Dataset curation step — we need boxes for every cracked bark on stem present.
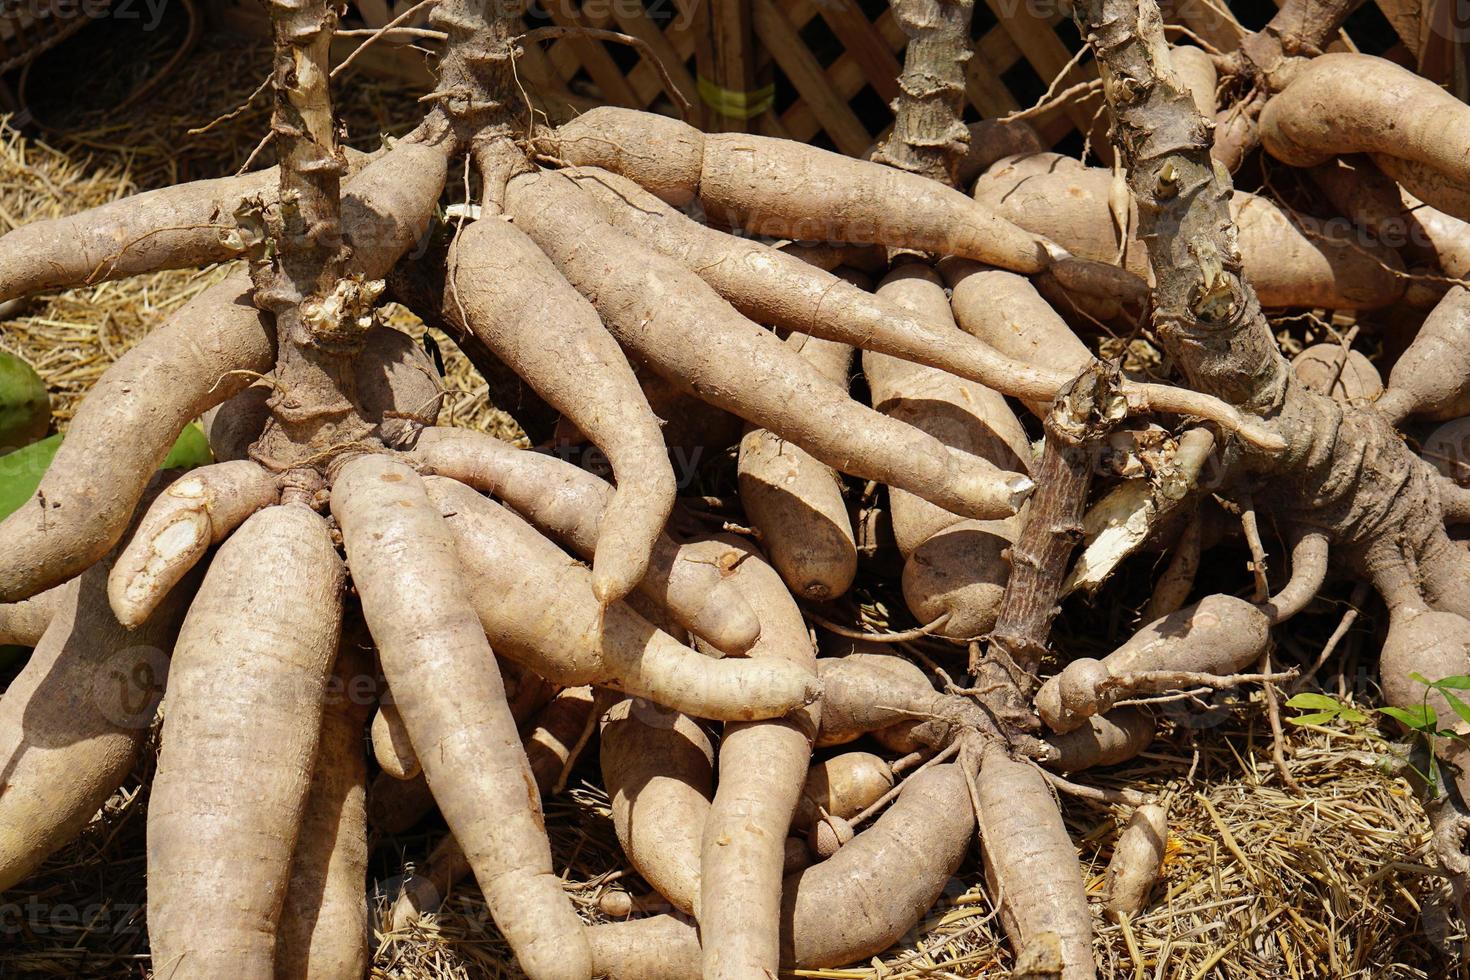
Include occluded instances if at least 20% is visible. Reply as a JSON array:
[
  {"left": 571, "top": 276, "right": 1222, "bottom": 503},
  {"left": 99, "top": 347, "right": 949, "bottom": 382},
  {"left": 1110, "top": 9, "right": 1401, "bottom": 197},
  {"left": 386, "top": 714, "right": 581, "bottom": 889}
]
[
  {"left": 873, "top": 0, "right": 975, "bottom": 186},
  {"left": 251, "top": 0, "right": 377, "bottom": 470},
  {"left": 970, "top": 361, "right": 1125, "bottom": 730}
]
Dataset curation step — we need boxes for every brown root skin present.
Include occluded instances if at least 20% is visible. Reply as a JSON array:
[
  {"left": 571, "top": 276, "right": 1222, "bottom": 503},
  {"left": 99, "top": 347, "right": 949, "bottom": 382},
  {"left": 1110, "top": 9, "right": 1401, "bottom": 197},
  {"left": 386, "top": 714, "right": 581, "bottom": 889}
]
[
  {"left": 542, "top": 106, "right": 1051, "bottom": 272},
  {"left": 0, "top": 494, "right": 191, "bottom": 893},
  {"left": 147, "top": 503, "right": 344, "bottom": 980},
  {"left": 371, "top": 700, "right": 421, "bottom": 781},
  {"left": 366, "top": 770, "right": 434, "bottom": 836},
  {"left": 1311, "top": 156, "right": 1470, "bottom": 281},
  {"left": 973, "top": 152, "right": 1406, "bottom": 310},
  {"left": 955, "top": 117, "right": 1042, "bottom": 188},
  {"left": 108, "top": 460, "right": 280, "bottom": 629},
  {"left": 793, "top": 751, "right": 894, "bottom": 831},
  {"left": 1042, "top": 707, "right": 1154, "bottom": 773},
  {"left": 274, "top": 645, "right": 373, "bottom": 980},
  {"left": 389, "top": 686, "right": 598, "bottom": 933},
  {"left": 1105, "top": 803, "right": 1169, "bottom": 918},
  {"left": 815, "top": 647, "right": 997, "bottom": 750},
  {"left": 600, "top": 697, "right": 713, "bottom": 916},
  {"left": 1260, "top": 53, "right": 1470, "bottom": 222},
  {"left": 1375, "top": 287, "right": 1470, "bottom": 425},
  {"left": 0, "top": 147, "right": 376, "bottom": 305},
  {"left": 0, "top": 580, "right": 71, "bottom": 647},
  {"left": 869, "top": 263, "right": 1027, "bottom": 638},
  {"left": 333, "top": 456, "right": 591, "bottom": 980},
  {"left": 584, "top": 763, "right": 976, "bottom": 976},
  {"left": 975, "top": 741, "right": 1094, "bottom": 980},
  {"left": 1380, "top": 607, "right": 1470, "bottom": 807},
  {"left": 700, "top": 535, "right": 819, "bottom": 979},
  {"left": 737, "top": 334, "right": 858, "bottom": 601},
  {"left": 444, "top": 212, "right": 676, "bottom": 603},
  {"left": 510, "top": 170, "right": 1033, "bottom": 522},
  {"left": 1291, "top": 344, "right": 1383, "bottom": 407},
  {"left": 0, "top": 268, "right": 271, "bottom": 604},
  {"left": 428, "top": 477, "right": 819, "bottom": 721},
  {"left": 568, "top": 166, "right": 1273, "bottom": 452},
  {"left": 1036, "top": 595, "right": 1272, "bottom": 734}
]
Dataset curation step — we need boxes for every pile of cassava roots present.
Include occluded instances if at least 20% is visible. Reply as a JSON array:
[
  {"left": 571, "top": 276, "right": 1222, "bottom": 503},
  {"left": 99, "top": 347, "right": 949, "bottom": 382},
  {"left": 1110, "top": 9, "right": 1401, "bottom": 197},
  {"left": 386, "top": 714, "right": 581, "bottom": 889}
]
[{"left": 4, "top": 0, "right": 1470, "bottom": 976}]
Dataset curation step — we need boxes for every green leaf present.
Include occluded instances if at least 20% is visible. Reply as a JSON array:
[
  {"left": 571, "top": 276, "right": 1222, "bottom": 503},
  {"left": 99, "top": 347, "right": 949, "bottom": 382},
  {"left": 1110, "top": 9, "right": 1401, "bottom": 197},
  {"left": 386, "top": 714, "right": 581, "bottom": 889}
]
[
  {"left": 1337, "top": 707, "right": 1370, "bottom": 724},
  {"left": 1380, "top": 705, "right": 1436, "bottom": 730},
  {"left": 0, "top": 351, "right": 50, "bottom": 456},
  {"left": 1286, "top": 693, "right": 1342, "bottom": 711},
  {"left": 1434, "top": 676, "right": 1470, "bottom": 691},
  {"left": 1441, "top": 690, "right": 1470, "bottom": 727},
  {"left": 1288, "top": 711, "right": 1339, "bottom": 726},
  {"left": 162, "top": 423, "right": 213, "bottom": 471},
  {"left": 0, "top": 425, "right": 212, "bottom": 521}
]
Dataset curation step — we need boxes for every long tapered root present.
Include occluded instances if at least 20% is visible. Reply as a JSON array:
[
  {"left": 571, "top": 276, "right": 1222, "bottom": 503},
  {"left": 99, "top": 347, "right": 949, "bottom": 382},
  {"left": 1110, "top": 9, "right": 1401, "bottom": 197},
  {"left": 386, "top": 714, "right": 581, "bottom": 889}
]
[
  {"left": 147, "top": 503, "right": 344, "bottom": 980},
  {"left": 332, "top": 455, "right": 592, "bottom": 980}
]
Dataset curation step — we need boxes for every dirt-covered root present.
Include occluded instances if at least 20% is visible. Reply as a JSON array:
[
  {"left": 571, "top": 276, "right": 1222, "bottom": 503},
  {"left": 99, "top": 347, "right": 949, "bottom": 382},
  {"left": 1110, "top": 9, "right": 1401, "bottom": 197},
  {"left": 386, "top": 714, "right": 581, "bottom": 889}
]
[
  {"left": 815, "top": 646, "right": 996, "bottom": 750},
  {"left": 1379, "top": 606, "right": 1470, "bottom": 797},
  {"left": 975, "top": 741, "right": 1094, "bottom": 980},
  {"left": 147, "top": 503, "right": 344, "bottom": 980},
  {"left": 333, "top": 455, "right": 591, "bottom": 980},
  {"left": 371, "top": 700, "right": 420, "bottom": 780},
  {"left": 0, "top": 137, "right": 449, "bottom": 605},
  {"left": 792, "top": 751, "right": 894, "bottom": 835},
  {"left": 737, "top": 334, "right": 858, "bottom": 601},
  {"left": 1259, "top": 53, "right": 1470, "bottom": 221},
  {"left": 1042, "top": 708, "right": 1154, "bottom": 773},
  {"left": 0, "top": 147, "right": 380, "bottom": 304},
  {"left": 1104, "top": 803, "right": 1169, "bottom": 918},
  {"left": 956, "top": 117, "right": 1043, "bottom": 188},
  {"left": 108, "top": 460, "right": 279, "bottom": 628},
  {"left": 0, "top": 510, "right": 191, "bottom": 892},
  {"left": 538, "top": 106, "right": 1051, "bottom": 272},
  {"left": 587, "top": 915, "right": 705, "bottom": 980},
  {"left": 868, "top": 263, "right": 1027, "bottom": 638},
  {"left": 274, "top": 647, "right": 373, "bottom": 980},
  {"left": 0, "top": 580, "right": 70, "bottom": 647},
  {"left": 0, "top": 168, "right": 276, "bottom": 303},
  {"left": 700, "top": 536, "right": 818, "bottom": 979},
  {"left": 408, "top": 426, "right": 760, "bottom": 653},
  {"left": 973, "top": 153, "right": 1406, "bottom": 310},
  {"left": 442, "top": 214, "right": 675, "bottom": 603},
  {"left": 584, "top": 763, "right": 975, "bottom": 977},
  {"left": 567, "top": 166, "right": 1274, "bottom": 450},
  {"left": 1312, "top": 156, "right": 1470, "bottom": 282},
  {"left": 389, "top": 686, "right": 599, "bottom": 932},
  {"left": 507, "top": 171, "right": 1033, "bottom": 522},
  {"left": 1036, "top": 594, "right": 1273, "bottom": 733},
  {"left": 1373, "top": 286, "right": 1470, "bottom": 425},
  {"left": 599, "top": 697, "right": 712, "bottom": 916},
  {"left": 1170, "top": 45, "right": 1218, "bottom": 117},
  {"left": 0, "top": 269, "right": 271, "bottom": 604},
  {"left": 427, "top": 477, "right": 819, "bottom": 721}
]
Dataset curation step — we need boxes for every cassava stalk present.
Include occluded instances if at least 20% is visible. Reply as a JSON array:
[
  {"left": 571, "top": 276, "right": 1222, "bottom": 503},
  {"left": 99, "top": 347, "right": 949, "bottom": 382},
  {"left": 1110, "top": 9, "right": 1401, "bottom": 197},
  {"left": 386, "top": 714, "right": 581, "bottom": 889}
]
[{"left": 873, "top": 0, "right": 975, "bottom": 185}]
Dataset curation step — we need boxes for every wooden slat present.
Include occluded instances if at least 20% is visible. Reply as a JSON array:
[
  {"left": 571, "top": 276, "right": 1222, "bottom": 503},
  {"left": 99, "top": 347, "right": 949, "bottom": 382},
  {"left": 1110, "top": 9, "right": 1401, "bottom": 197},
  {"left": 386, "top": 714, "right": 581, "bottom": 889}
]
[
  {"left": 695, "top": 0, "right": 758, "bottom": 131},
  {"left": 781, "top": 7, "right": 903, "bottom": 141},
  {"left": 537, "top": 0, "right": 643, "bottom": 107},
  {"left": 816, "top": 0, "right": 903, "bottom": 103},
  {"left": 605, "top": 6, "right": 698, "bottom": 108},
  {"left": 753, "top": 0, "right": 872, "bottom": 154}
]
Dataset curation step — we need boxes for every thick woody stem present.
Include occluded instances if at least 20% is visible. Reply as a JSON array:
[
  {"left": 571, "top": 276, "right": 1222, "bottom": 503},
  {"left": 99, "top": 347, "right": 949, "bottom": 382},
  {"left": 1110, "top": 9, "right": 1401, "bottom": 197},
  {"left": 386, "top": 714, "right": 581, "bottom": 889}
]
[
  {"left": 873, "top": 0, "right": 975, "bottom": 186},
  {"left": 428, "top": 0, "right": 522, "bottom": 143},
  {"left": 971, "top": 361, "right": 1125, "bottom": 731},
  {"left": 250, "top": 0, "right": 378, "bottom": 469},
  {"left": 1079, "top": 0, "right": 1294, "bottom": 423}
]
